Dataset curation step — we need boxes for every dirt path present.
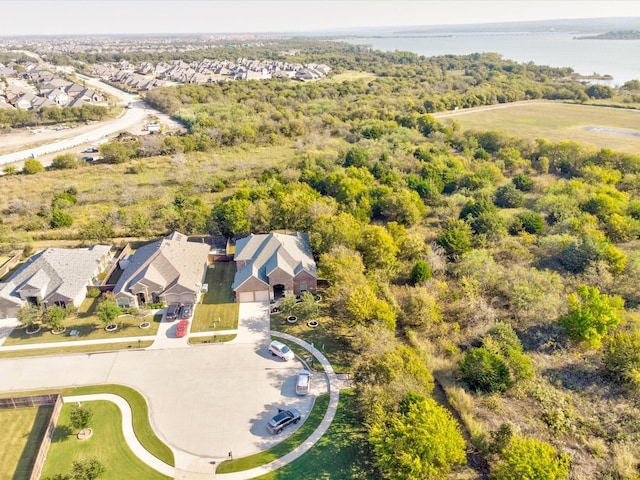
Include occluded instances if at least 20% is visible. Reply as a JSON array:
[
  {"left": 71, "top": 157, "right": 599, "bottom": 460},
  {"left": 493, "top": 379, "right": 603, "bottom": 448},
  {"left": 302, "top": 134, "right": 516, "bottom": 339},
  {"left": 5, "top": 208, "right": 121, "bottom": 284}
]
[{"left": 431, "top": 377, "right": 490, "bottom": 479}]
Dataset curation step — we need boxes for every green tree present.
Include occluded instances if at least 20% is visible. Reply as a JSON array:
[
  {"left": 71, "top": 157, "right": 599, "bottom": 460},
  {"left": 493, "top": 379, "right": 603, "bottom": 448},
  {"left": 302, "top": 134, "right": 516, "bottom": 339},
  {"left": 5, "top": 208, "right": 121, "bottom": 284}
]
[
  {"left": 96, "top": 295, "right": 121, "bottom": 327},
  {"left": 50, "top": 153, "right": 79, "bottom": 170},
  {"left": 23, "top": 158, "right": 45, "bottom": 175},
  {"left": 100, "top": 142, "right": 132, "bottom": 164},
  {"left": 357, "top": 224, "right": 399, "bottom": 272},
  {"left": 43, "top": 305, "right": 67, "bottom": 331},
  {"left": 494, "top": 184, "right": 524, "bottom": 208},
  {"left": 79, "top": 219, "right": 113, "bottom": 242},
  {"left": 459, "top": 347, "right": 512, "bottom": 393},
  {"left": 512, "top": 173, "right": 534, "bottom": 192},
  {"left": 369, "top": 393, "right": 466, "bottom": 480},
  {"left": 438, "top": 219, "right": 473, "bottom": 257},
  {"left": 211, "top": 198, "right": 251, "bottom": 237},
  {"left": 295, "top": 291, "right": 320, "bottom": 321},
  {"left": 278, "top": 293, "right": 298, "bottom": 317},
  {"left": 70, "top": 457, "right": 105, "bottom": 480},
  {"left": 17, "top": 303, "right": 40, "bottom": 330},
  {"left": 491, "top": 435, "right": 570, "bottom": 480},
  {"left": 559, "top": 284, "right": 624, "bottom": 349},
  {"left": 410, "top": 259, "right": 432, "bottom": 284},
  {"left": 70, "top": 404, "right": 93, "bottom": 431}
]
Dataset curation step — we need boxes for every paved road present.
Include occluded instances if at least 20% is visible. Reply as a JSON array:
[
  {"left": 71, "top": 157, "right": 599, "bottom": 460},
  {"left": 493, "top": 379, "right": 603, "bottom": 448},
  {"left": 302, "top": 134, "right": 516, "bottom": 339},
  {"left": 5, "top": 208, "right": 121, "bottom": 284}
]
[
  {"left": 0, "top": 303, "right": 320, "bottom": 478},
  {"left": 0, "top": 104, "right": 147, "bottom": 165}
]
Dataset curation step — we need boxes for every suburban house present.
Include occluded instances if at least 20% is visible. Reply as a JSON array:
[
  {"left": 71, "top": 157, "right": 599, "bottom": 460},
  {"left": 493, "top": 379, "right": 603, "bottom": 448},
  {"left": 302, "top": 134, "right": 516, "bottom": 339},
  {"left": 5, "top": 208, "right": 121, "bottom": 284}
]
[
  {"left": 112, "top": 232, "right": 209, "bottom": 309},
  {"left": 232, "top": 232, "right": 317, "bottom": 303},
  {"left": 0, "top": 246, "right": 112, "bottom": 319}
]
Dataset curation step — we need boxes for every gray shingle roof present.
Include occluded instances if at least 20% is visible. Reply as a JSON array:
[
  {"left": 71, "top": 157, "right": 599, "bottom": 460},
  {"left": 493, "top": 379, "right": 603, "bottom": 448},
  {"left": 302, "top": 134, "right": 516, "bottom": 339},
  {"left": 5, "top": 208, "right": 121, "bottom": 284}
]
[
  {"left": 232, "top": 232, "right": 316, "bottom": 290},
  {"left": 113, "top": 232, "right": 209, "bottom": 298},
  {"left": 0, "top": 245, "right": 111, "bottom": 307}
]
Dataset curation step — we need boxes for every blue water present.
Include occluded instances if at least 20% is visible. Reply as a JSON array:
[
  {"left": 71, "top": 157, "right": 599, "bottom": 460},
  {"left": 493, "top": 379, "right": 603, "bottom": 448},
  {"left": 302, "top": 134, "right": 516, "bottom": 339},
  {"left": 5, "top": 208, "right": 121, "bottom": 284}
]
[{"left": 341, "top": 32, "right": 640, "bottom": 86}]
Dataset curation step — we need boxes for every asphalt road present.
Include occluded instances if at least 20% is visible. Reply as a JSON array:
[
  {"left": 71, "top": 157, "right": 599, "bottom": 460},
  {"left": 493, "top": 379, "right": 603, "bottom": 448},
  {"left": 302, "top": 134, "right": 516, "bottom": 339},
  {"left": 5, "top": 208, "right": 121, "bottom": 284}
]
[{"left": 0, "top": 303, "right": 318, "bottom": 464}]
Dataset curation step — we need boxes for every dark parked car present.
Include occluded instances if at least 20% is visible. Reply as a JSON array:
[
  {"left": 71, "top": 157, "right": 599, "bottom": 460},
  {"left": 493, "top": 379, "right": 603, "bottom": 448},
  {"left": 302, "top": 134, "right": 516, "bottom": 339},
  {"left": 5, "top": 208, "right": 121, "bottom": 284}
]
[
  {"left": 175, "top": 319, "right": 189, "bottom": 338},
  {"left": 267, "top": 408, "right": 301, "bottom": 434},
  {"left": 165, "top": 304, "right": 181, "bottom": 321},
  {"left": 180, "top": 304, "right": 193, "bottom": 319}
]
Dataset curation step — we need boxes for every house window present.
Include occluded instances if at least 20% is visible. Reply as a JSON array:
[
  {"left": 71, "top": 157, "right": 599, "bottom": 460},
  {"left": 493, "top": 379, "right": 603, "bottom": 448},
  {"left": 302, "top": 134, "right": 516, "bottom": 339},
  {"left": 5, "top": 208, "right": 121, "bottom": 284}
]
[
  {"left": 300, "top": 283, "right": 307, "bottom": 293},
  {"left": 152, "top": 292, "right": 160, "bottom": 304},
  {"left": 54, "top": 301, "right": 67, "bottom": 309}
]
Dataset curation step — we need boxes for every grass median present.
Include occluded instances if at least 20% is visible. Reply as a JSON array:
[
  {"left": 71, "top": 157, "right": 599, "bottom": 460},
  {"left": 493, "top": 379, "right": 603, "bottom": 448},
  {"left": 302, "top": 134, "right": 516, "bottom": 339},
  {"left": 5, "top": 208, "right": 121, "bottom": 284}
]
[
  {"left": 63, "top": 384, "right": 174, "bottom": 467},
  {"left": 41, "top": 400, "right": 171, "bottom": 480},
  {"left": 216, "top": 394, "right": 329, "bottom": 474},
  {"left": 253, "top": 390, "right": 375, "bottom": 479}
]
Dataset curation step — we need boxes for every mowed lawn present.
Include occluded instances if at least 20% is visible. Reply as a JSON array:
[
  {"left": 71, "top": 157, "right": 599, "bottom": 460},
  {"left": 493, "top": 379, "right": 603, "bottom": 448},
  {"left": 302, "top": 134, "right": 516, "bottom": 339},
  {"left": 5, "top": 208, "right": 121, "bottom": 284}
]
[
  {"left": 192, "top": 262, "right": 239, "bottom": 333},
  {"left": 3, "top": 303, "right": 162, "bottom": 346},
  {"left": 0, "top": 405, "right": 53, "bottom": 480},
  {"left": 253, "top": 390, "right": 375, "bottom": 480},
  {"left": 41, "top": 401, "right": 171, "bottom": 480},
  {"left": 437, "top": 102, "right": 640, "bottom": 154}
]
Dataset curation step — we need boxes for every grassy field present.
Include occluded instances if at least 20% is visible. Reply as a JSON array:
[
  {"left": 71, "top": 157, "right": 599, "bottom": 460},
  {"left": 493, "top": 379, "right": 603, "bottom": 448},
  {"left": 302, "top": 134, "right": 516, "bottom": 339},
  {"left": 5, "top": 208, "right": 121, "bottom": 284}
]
[
  {"left": 0, "top": 405, "right": 53, "bottom": 480},
  {"left": 328, "top": 71, "right": 378, "bottom": 83},
  {"left": 202, "top": 262, "right": 236, "bottom": 303},
  {"left": 437, "top": 102, "right": 640, "bottom": 154},
  {"left": 189, "top": 334, "right": 237, "bottom": 344},
  {"left": 216, "top": 394, "right": 329, "bottom": 474},
  {"left": 0, "top": 384, "right": 174, "bottom": 468},
  {"left": 41, "top": 400, "right": 171, "bottom": 480},
  {"left": 253, "top": 390, "right": 375, "bottom": 480},
  {"left": 3, "top": 304, "right": 161, "bottom": 346}
]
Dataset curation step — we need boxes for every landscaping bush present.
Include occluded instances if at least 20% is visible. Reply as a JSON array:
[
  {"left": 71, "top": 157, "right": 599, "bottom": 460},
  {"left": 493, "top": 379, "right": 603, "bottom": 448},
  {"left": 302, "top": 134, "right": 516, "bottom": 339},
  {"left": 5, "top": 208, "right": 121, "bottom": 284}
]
[{"left": 459, "top": 347, "right": 512, "bottom": 393}]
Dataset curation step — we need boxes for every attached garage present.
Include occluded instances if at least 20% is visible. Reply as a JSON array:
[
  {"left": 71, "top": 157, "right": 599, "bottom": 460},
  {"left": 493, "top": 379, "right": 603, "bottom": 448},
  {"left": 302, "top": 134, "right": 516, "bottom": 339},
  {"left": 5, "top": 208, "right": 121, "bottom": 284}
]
[{"left": 237, "top": 290, "right": 269, "bottom": 303}]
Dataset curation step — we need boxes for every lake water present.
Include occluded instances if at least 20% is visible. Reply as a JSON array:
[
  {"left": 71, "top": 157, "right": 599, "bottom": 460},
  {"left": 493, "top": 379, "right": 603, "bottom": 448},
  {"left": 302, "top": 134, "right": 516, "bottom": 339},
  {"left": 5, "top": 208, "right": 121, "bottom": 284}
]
[{"left": 341, "top": 32, "right": 640, "bottom": 86}]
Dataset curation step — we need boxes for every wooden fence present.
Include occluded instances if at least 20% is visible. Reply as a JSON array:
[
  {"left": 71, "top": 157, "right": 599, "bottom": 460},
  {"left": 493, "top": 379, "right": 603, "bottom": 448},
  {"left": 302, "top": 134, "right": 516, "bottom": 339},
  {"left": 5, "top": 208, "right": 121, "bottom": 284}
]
[{"left": 0, "top": 393, "right": 64, "bottom": 480}]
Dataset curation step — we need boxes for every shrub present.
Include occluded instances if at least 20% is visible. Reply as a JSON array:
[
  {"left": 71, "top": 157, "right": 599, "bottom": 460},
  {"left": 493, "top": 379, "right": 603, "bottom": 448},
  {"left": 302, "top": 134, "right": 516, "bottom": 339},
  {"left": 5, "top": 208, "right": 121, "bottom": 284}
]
[
  {"left": 494, "top": 184, "right": 524, "bottom": 208},
  {"left": 603, "top": 329, "right": 640, "bottom": 392},
  {"left": 459, "top": 347, "right": 512, "bottom": 393},
  {"left": 369, "top": 393, "right": 466, "bottom": 480},
  {"left": 559, "top": 284, "right": 624, "bottom": 349},
  {"left": 515, "top": 212, "right": 545, "bottom": 234},
  {"left": 87, "top": 288, "right": 101, "bottom": 298},
  {"left": 410, "top": 259, "right": 432, "bottom": 284},
  {"left": 491, "top": 435, "right": 570, "bottom": 480},
  {"left": 512, "top": 173, "right": 534, "bottom": 192},
  {"left": 22, "top": 158, "right": 44, "bottom": 175},
  {"left": 50, "top": 207, "right": 73, "bottom": 228}
]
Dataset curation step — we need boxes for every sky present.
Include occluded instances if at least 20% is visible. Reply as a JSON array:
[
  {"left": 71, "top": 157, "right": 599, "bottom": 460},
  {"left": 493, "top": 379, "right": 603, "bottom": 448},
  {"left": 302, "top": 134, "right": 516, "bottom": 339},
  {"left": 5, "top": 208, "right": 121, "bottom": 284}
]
[{"left": 2, "top": 0, "right": 640, "bottom": 36}]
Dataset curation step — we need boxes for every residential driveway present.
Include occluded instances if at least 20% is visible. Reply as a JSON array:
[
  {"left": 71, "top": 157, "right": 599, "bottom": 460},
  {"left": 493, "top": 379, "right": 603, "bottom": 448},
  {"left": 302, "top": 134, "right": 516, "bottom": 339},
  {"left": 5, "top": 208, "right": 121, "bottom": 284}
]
[{"left": 0, "top": 303, "right": 321, "bottom": 473}]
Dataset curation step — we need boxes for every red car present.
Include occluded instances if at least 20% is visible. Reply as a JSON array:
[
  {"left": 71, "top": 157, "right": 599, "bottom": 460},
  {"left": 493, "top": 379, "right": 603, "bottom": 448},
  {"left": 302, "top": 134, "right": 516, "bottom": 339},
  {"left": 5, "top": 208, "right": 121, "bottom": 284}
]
[{"left": 175, "top": 319, "right": 189, "bottom": 338}]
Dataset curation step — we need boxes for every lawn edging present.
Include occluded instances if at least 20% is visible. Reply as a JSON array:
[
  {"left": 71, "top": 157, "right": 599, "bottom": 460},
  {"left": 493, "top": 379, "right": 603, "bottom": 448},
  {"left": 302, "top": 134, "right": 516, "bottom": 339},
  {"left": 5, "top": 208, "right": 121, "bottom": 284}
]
[{"left": 62, "top": 384, "right": 175, "bottom": 467}]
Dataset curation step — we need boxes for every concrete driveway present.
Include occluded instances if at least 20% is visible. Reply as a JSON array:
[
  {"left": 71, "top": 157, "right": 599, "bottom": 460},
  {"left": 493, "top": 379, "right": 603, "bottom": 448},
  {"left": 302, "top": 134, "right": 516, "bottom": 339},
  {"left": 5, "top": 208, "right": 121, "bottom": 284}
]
[{"left": 0, "top": 303, "right": 321, "bottom": 470}]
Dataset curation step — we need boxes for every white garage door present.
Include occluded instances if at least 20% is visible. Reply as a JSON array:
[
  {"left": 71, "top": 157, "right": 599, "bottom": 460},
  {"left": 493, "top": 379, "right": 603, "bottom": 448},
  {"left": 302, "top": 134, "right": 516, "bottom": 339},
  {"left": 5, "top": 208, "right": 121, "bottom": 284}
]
[
  {"left": 254, "top": 290, "right": 270, "bottom": 302},
  {"left": 237, "top": 291, "right": 254, "bottom": 303}
]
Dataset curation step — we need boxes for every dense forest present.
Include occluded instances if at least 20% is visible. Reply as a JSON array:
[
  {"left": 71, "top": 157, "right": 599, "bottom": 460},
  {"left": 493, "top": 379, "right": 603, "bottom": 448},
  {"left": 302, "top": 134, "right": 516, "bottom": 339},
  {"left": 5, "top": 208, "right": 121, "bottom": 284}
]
[{"left": 3, "top": 41, "right": 640, "bottom": 479}]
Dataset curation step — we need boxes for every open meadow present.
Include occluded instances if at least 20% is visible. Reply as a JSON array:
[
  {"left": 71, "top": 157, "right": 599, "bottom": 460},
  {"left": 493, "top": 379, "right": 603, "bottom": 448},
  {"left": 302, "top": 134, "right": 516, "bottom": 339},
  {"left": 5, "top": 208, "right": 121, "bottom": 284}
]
[{"left": 437, "top": 102, "right": 640, "bottom": 154}]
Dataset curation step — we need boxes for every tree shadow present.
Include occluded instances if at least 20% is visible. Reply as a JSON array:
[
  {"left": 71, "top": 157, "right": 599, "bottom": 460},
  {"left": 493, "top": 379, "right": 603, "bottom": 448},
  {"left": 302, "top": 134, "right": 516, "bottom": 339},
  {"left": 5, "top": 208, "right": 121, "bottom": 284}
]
[
  {"left": 51, "top": 424, "right": 74, "bottom": 442},
  {"left": 518, "top": 322, "right": 566, "bottom": 353},
  {"left": 13, "top": 405, "right": 54, "bottom": 480}
]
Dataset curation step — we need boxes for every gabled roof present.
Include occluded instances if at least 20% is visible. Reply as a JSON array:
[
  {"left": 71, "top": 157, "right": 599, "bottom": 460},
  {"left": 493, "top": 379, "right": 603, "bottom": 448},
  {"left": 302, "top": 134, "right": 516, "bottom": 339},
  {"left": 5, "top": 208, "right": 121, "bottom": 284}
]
[
  {"left": 232, "top": 233, "right": 316, "bottom": 290},
  {"left": 113, "top": 231, "right": 209, "bottom": 298},
  {"left": 0, "top": 246, "right": 111, "bottom": 307}
]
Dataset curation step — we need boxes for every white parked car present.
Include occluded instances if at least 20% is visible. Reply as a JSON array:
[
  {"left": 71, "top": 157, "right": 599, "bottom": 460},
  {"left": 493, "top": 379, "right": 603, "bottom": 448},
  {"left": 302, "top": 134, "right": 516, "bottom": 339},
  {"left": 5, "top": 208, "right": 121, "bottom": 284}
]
[
  {"left": 295, "top": 369, "right": 311, "bottom": 396},
  {"left": 268, "top": 340, "right": 295, "bottom": 361}
]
